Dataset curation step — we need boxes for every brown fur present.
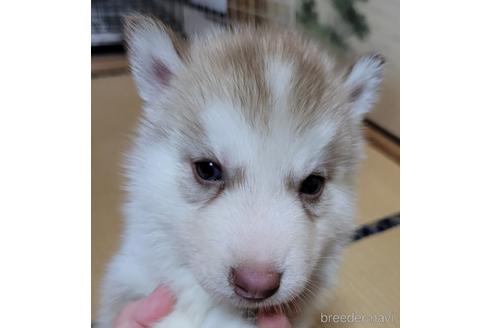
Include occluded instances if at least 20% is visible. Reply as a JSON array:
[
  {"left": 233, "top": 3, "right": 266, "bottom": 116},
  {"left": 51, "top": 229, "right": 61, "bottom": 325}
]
[
  {"left": 164, "top": 25, "right": 353, "bottom": 131},
  {"left": 140, "top": 24, "right": 368, "bottom": 206}
]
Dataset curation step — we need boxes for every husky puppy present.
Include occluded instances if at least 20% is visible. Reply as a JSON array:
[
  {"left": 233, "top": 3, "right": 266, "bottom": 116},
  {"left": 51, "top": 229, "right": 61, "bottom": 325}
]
[{"left": 97, "top": 16, "right": 384, "bottom": 328}]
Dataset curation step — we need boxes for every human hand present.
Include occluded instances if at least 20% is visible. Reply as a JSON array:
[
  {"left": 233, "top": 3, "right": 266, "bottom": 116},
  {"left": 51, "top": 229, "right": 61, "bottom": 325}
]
[
  {"left": 113, "top": 285, "right": 291, "bottom": 328},
  {"left": 257, "top": 311, "right": 292, "bottom": 328},
  {"left": 113, "top": 285, "right": 175, "bottom": 328}
]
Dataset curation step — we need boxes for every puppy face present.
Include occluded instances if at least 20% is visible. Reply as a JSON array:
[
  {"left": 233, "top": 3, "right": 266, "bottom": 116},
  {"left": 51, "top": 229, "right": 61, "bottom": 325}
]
[{"left": 124, "top": 17, "right": 383, "bottom": 310}]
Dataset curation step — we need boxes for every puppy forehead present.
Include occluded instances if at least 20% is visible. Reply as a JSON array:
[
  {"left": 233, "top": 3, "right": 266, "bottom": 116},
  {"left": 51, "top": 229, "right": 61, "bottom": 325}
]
[
  {"left": 182, "top": 30, "right": 346, "bottom": 173},
  {"left": 198, "top": 54, "right": 336, "bottom": 175},
  {"left": 183, "top": 27, "right": 343, "bottom": 127}
]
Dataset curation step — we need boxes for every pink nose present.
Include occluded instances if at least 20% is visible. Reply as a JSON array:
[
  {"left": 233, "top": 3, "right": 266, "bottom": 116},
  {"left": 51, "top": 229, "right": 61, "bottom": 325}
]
[{"left": 231, "top": 266, "right": 281, "bottom": 301}]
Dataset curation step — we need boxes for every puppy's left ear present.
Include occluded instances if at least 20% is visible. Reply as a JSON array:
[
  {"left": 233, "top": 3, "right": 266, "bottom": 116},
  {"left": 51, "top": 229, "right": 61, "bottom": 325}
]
[{"left": 343, "top": 53, "right": 385, "bottom": 119}]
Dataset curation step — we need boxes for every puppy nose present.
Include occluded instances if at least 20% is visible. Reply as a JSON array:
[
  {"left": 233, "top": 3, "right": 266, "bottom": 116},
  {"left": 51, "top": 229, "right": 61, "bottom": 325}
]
[{"left": 231, "top": 266, "right": 281, "bottom": 301}]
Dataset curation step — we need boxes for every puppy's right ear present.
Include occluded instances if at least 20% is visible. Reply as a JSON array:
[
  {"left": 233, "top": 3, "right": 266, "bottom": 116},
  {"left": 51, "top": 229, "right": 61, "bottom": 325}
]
[{"left": 124, "top": 16, "right": 186, "bottom": 102}]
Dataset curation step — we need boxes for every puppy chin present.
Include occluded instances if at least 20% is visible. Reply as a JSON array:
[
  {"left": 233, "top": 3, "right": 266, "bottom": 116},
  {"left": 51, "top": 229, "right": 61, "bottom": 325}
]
[{"left": 222, "top": 289, "right": 300, "bottom": 312}]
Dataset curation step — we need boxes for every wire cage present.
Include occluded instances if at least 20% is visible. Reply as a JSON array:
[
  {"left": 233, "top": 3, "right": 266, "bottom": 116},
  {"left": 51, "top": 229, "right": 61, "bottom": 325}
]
[
  {"left": 91, "top": 0, "right": 296, "bottom": 53},
  {"left": 92, "top": 0, "right": 185, "bottom": 49}
]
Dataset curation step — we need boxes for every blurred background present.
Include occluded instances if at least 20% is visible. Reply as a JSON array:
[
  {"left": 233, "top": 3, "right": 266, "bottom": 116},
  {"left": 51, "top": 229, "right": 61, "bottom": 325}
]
[{"left": 92, "top": 1, "right": 399, "bottom": 326}]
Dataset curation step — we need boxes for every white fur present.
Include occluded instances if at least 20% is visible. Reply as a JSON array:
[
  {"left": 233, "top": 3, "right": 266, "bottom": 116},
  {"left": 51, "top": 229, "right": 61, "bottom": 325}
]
[
  {"left": 125, "top": 16, "right": 184, "bottom": 102},
  {"left": 97, "top": 19, "right": 382, "bottom": 328},
  {"left": 343, "top": 55, "right": 384, "bottom": 118}
]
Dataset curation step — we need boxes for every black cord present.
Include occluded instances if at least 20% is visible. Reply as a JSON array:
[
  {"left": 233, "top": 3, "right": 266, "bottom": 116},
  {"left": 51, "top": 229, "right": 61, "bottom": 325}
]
[{"left": 352, "top": 212, "right": 400, "bottom": 242}]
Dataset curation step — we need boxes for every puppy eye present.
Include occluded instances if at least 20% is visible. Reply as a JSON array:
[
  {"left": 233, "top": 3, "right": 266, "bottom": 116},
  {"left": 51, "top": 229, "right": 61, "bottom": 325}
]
[
  {"left": 193, "top": 160, "right": 223, "bottom": 182},
  {"left": 299, "top": 175, "right": 325, "bottom": 197}
]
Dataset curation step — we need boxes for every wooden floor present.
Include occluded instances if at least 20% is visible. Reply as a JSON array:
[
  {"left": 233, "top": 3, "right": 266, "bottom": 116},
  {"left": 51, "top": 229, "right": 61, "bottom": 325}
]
[{"left": 91, "top": 74, "right": 400, "bottom": 326}]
